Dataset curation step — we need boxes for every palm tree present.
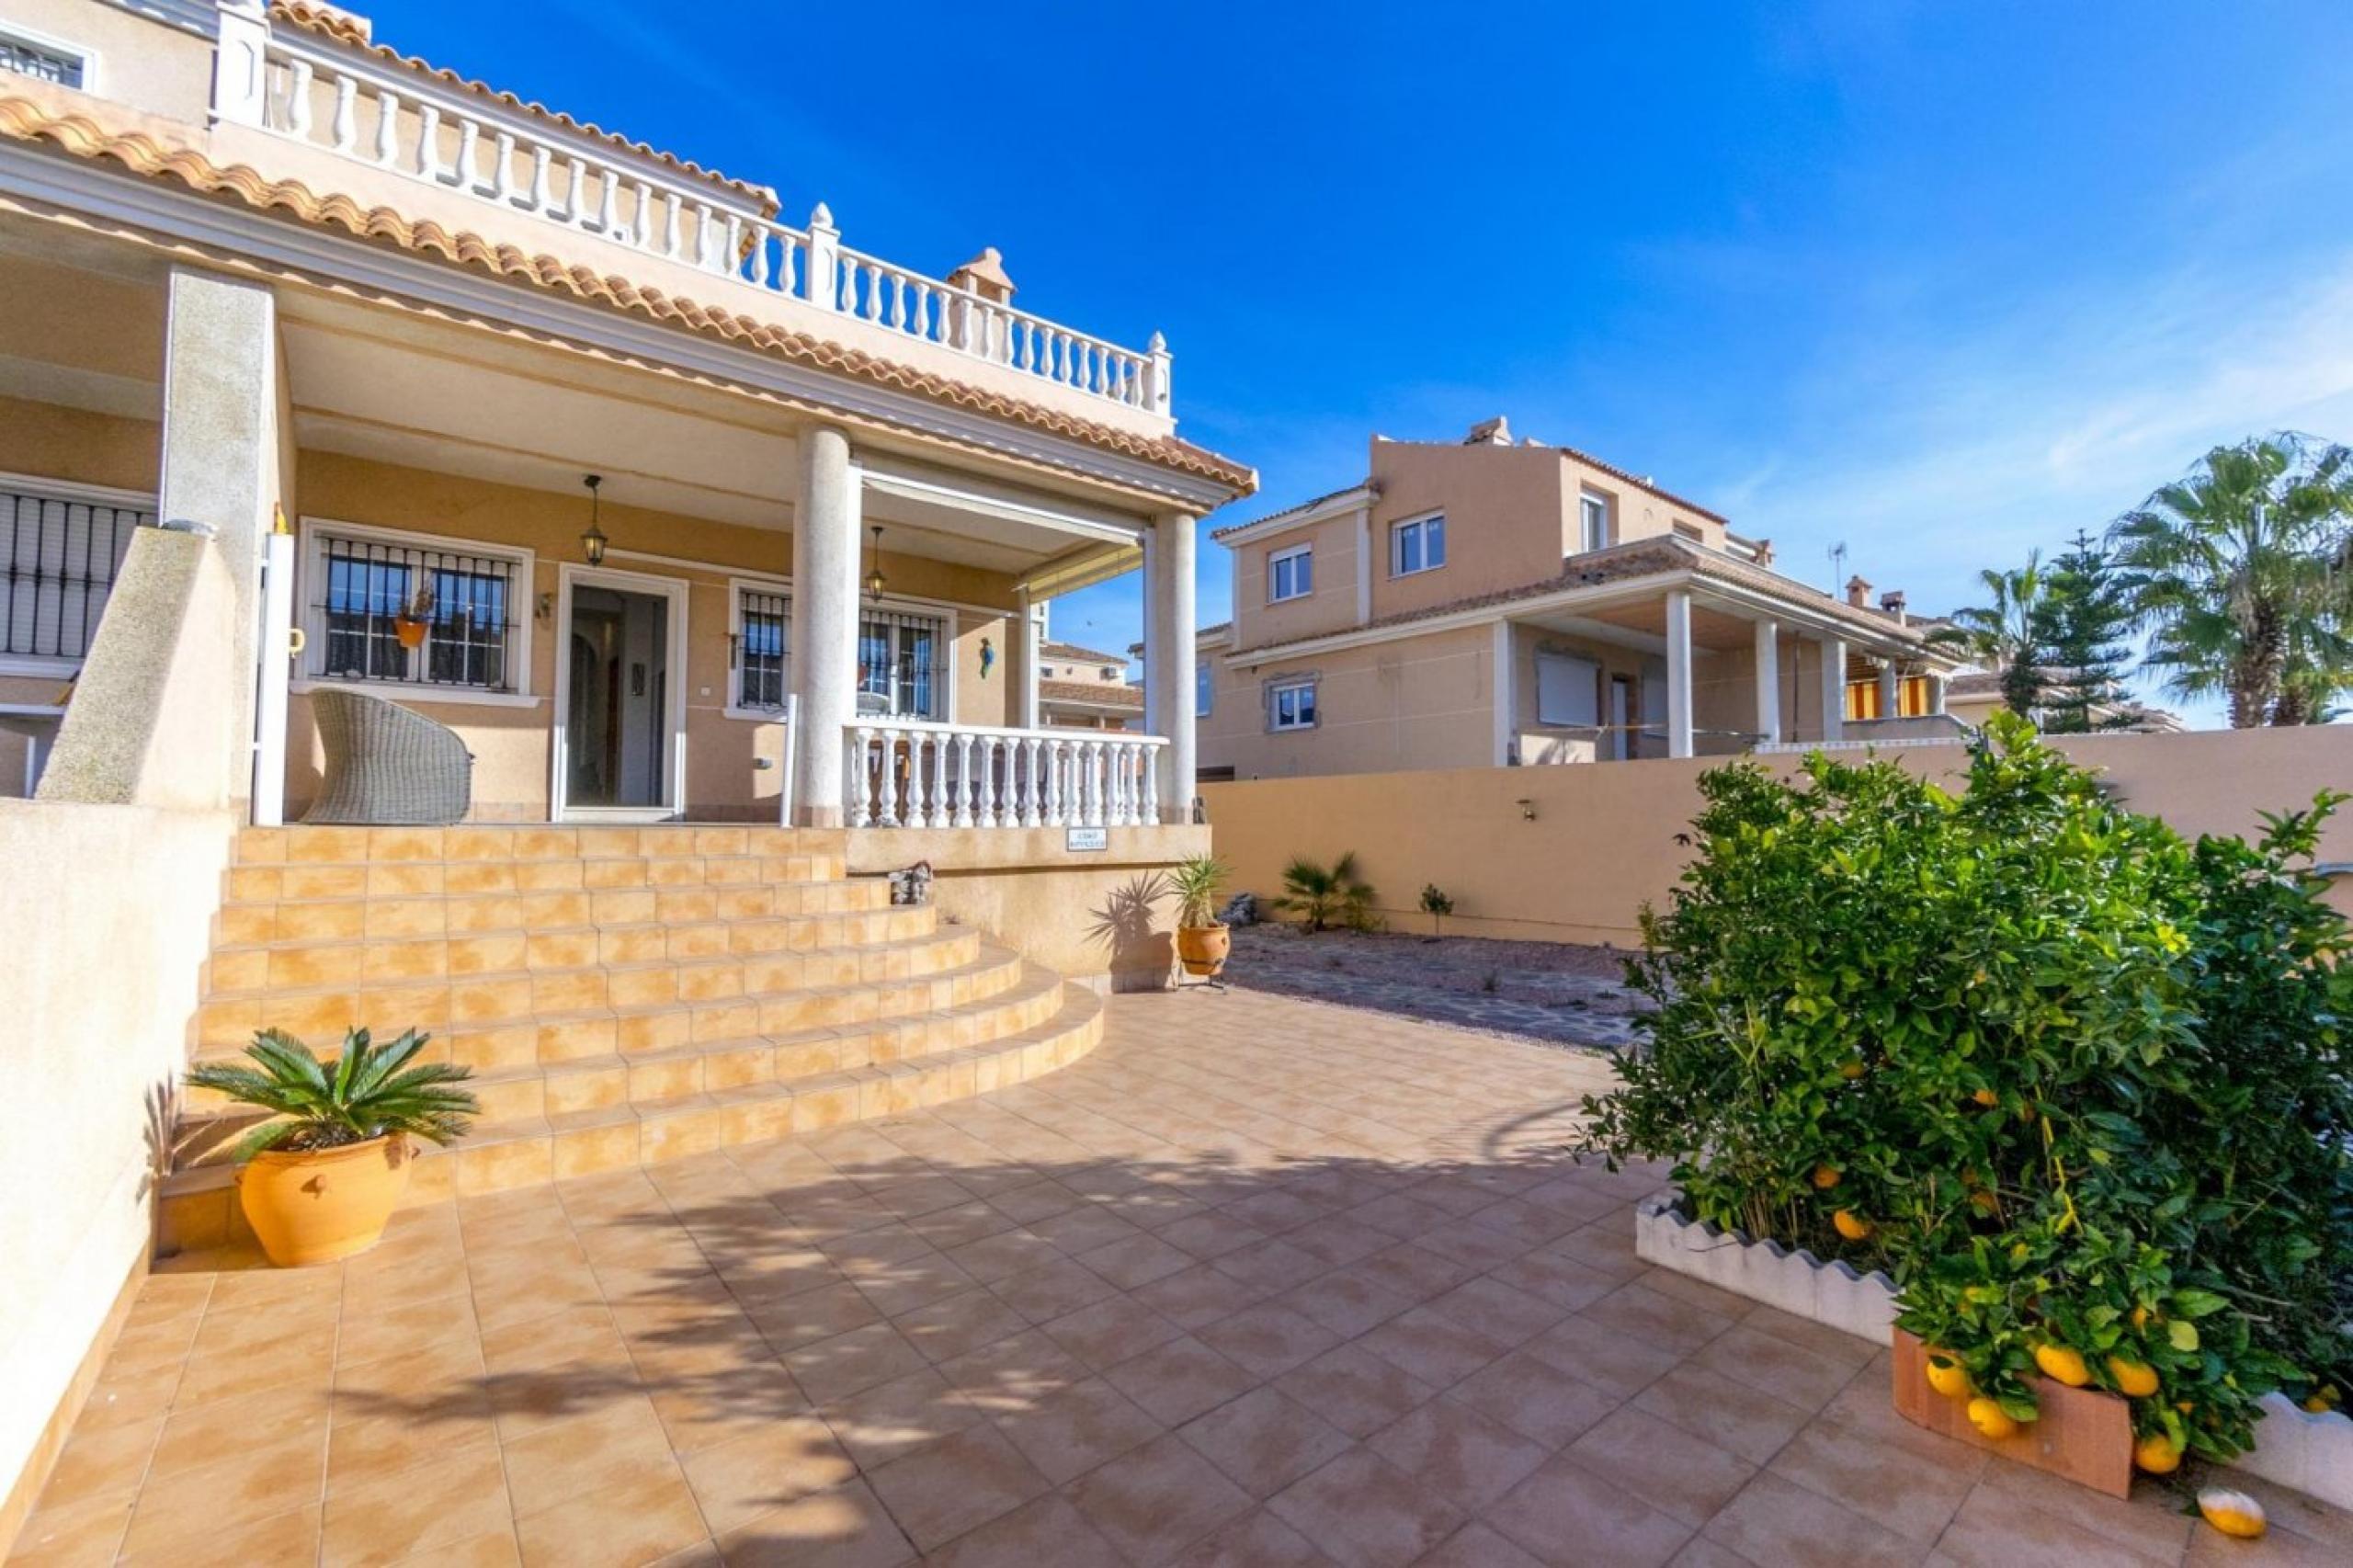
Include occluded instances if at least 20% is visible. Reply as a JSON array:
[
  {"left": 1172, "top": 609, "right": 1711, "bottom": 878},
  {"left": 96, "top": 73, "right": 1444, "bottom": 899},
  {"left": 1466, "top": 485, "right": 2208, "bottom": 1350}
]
[
  {"left": 1270, "top": 852, "right": 1376, "bottom": 933},
  {"left": 2109, "top": 435, "right": 2353, "bottom": 728},
  {"left": 1930, "top": 554, "right": 2048, "bottom": 717}
]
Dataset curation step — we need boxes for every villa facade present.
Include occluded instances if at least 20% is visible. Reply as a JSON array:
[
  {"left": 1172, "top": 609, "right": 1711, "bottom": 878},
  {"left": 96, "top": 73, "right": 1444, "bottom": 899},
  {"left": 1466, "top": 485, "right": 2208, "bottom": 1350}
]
[{"left": 1192, "top": 418, "right": 1962, "bottom": 780}]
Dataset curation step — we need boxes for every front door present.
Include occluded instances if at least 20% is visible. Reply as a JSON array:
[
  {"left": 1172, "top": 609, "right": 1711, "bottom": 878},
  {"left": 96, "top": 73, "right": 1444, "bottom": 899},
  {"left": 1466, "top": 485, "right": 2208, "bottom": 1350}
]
[
  {"left": 552, "top": 566, "right": 687, "bottom": 819},
  {"left": 1608, "top": 675, "right": 1634, "bottom": 761}
]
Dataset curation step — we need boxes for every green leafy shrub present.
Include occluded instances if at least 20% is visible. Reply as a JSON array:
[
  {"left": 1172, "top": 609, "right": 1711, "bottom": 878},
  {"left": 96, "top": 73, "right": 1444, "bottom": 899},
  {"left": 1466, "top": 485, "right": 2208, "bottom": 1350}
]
[
  {"left": 1272, "top": 852, "right": 1378, "bottom": 933},
  {"left": 1419, "top": 883, "right": 1455, "bottom": 937},
  {"left": 1579, "top": 715, "right": 2349, "bottom": 1460},
  {"left": 1166, "top": 854, "right": 1230, "bottom": 928},
  {"left": 187, "top": 1027, "right": 478, "bottom": 1162}
]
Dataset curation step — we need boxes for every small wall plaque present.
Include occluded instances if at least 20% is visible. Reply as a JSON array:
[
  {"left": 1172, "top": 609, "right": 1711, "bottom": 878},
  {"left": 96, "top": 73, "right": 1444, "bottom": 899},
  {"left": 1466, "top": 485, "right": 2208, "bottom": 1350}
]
[{"left": 1065, "top": 826, "right": 1108, "bottom": 852}]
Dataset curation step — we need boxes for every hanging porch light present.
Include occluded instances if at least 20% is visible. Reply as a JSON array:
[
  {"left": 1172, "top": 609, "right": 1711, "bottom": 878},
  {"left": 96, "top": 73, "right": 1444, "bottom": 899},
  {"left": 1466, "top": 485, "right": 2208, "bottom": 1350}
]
[{"left": 580, "top": 474, "right": 608, "bottom": 566}]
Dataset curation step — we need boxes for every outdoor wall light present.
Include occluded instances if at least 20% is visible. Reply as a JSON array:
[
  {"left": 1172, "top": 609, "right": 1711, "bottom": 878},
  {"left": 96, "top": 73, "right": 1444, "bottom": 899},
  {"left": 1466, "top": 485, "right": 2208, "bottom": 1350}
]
[
  {"left": 534, "top": 592, "right": 553, "bottom": 622},
  {"left": 865, "top": 525, "right": 887, "bottom": 600},
  {"left": 1516, "top": 798, "right": 1537, "bottom": 822},
  {"left": 580, "top": 474, "right": 608, "bottom": 565}
]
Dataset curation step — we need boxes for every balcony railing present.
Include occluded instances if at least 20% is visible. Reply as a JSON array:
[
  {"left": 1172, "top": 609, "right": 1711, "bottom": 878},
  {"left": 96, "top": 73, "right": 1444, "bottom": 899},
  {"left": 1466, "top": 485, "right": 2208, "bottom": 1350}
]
[
  {"left": 847, "top": 721, "right": 1165, "bottom": 830},
  {"left": 240, "top": 24, "right": 1171, "bottom": 415}
]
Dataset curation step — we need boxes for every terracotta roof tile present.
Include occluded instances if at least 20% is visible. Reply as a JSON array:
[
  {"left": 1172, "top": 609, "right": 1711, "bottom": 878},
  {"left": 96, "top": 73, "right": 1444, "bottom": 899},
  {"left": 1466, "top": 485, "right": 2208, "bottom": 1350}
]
[
  {"left": 0, "top": 94, "right": 1256, "bottom": 496},
  {"left": 1040, "top": 678, "right": 1142, "bottom": 709},
  {"left": 1040, "top": 639, "right": 1130, "bottom": 665},
  {"left": 269, "top": 1, "right": 777, "bottom": 210}
]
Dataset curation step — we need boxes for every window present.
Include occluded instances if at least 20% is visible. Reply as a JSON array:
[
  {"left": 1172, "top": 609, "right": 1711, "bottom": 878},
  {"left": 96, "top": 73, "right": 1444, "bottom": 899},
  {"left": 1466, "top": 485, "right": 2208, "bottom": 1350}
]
[
  {"left": 1267, "top": 544, "right": 1312, "bottom": 603},
  {"left": 0, "top": 28, "right": 85, "bottom": 89},
  {"left": 304, "top": 525, "right": 526, "bottom": 693},
  {"left": 733, "top": 585, "right": 790, "bottom": 711},
  {"left": 1671, "top": 521, "right": 1705, "bottom": 542},
  {"left": 858, "top": 607, "right": 947, "bottom": 719},
  {"left": 1268, "top": 678, "right": 1317, "bottom": 732},
  {"left": 1578, "top": 493, "right": 1611, "bottom": 553},
  {"left": 1535, "top": 652, "right": 1600, "bottom": 727},
  {"left": 1392, "top": 514, "right": 1446, "bottom": 576},
  {"left": 1195, "top": 658, "right": 1211, "bottom": 718},
  {"left": 1, "top": 479, "right": 148, "bottom": 668}
]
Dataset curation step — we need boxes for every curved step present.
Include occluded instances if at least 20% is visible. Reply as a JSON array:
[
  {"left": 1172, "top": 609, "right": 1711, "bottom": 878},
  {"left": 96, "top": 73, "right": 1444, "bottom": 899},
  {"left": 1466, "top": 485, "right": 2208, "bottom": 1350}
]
[
  {"left": 157, "top": 981, "right": 1107, "bottom": 1250},
  {"left": 212, "top": 877, "right": 895, "bottom": 948}
]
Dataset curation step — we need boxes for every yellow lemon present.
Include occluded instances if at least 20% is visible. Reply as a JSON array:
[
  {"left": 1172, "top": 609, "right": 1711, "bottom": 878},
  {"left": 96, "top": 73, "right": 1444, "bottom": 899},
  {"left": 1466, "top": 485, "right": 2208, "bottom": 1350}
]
[
  {"left": 1970, "top": 1189, "right": 2002, "bottom": 1217},
  {"left": 2303, "top": 1385, "right": 2340, "bottom": 1415},
  {"left": 1925, "top": 1353, "right": 1972, "bottom": 1402},
  {"left": 1971, "top": 1087, "right": 1998, "bottom": 1108},
  {"left": 2197, "top": 1487, "right": 2267, "bottom": 1539},
  {"left": 1965, "top": 1397, "right": 2019, "bottom": 1440},
  {"left": 2129, "top": 1306, "right": 2154, "bottom": 1329},
  {"left": 1838, "top": 1060, "right": 1866, "bottom": 1081},
  {"left": 1811, "top": 1164, "right": 1842, "bottom": 1190},
  {"left": 2109, "top": 1358, "right": 2160, "bottom": 1398},
  {"left": 1832, "top": 1210, "right": 1871, "bottom": 1242},
  {"left": 2032, "top": 1344, "right": 2091, "bottom": 1388},
  {"left": 2133, "top": 1432, "right": 2182, "bottom": 1474}
]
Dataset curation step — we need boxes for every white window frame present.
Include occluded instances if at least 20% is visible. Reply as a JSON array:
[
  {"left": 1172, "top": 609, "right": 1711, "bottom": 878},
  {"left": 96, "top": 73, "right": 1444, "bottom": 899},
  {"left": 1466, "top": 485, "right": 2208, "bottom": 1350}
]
[
  {"left": 724, "top": 575, "right": 793, "bottom": 720},
  {"left": 293, "top": 517, "right": 540, "bottom": 709},
  {"left": 0, "top": 21, "right": 95, "bottom": 93},
  {"left": 856, "top": 600, "right": 955, "bottom": 722},
  {"left": 1578, "top": 492, "right": 1612, "bottom": 554},
  {"left": 1391, "top": 511, "right": 1447, "bottom": 577},
  {"left": 1267, "top": 543, "right": 1313, "bottom": 604},
  {"left": 0, "top": 470, "right": 151, "bottom": 677},
  {"left": 1268, "top": 677, "right": 1318, "bottom": 733}
]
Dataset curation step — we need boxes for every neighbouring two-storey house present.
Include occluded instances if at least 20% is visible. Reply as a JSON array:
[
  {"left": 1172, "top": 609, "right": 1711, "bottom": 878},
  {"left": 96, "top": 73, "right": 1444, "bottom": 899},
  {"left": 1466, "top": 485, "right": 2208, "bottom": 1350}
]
[
  {"left": 1193, "top": 417, "right": 1962, "bottom": 780},
  {"left": 1035, "top": 638, "right": 1142, "bottom": 730}
]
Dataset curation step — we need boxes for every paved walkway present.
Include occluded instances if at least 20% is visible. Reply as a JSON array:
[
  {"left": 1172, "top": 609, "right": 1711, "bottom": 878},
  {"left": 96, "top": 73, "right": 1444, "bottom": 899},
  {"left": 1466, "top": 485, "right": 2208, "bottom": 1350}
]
[{"left": 15, "top": 990, "right": 2347, "bottom": 1566}]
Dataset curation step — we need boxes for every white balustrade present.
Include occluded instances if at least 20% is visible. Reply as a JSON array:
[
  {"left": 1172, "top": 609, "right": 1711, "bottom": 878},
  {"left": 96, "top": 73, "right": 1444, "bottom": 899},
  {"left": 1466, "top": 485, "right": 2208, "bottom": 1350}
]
[
  {"left": 252, "top": 28, "right": 1168, "bottom": 415},
  {"left": 844, "top": 722, "right": 1165, "bottom": 833}
]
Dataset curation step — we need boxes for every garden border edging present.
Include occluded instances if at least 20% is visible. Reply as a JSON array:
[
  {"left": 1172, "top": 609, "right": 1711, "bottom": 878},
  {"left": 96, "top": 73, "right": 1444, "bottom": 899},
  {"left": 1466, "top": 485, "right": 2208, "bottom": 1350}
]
[{"left": 1633, "top": 1193, "right": 2353, "bottom": 1511}]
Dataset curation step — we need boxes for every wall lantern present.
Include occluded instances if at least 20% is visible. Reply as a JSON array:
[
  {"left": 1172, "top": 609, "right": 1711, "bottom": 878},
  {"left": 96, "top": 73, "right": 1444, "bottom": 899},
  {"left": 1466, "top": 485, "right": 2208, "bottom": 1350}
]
[
  {"left": 580, "top": 474, "right": 608, "bottom": 566},
  {"left": 864, "top": 524, "right": 887, "bottom": 601}
]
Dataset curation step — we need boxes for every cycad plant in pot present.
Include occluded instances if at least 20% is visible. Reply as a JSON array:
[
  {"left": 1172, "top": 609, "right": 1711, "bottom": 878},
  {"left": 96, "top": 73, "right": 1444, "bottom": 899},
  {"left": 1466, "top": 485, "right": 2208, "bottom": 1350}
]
[
  {"left": 1168, "top": 854, "right": 1231, "bottom": 977},
  {"left": 185, "top": 1027, "right": 476, "bottom": 1267}
]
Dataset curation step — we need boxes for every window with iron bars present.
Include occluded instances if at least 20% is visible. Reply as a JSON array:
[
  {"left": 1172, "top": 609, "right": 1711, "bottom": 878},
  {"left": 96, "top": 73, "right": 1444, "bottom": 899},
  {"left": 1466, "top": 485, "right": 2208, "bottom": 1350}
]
[
  {"left": 309, "top": 531, "right": 522, "bottom": 692},
  {"left": 857, "top": 608, "right": 946, "bottom": 720},
  {"left": 1, "top": 483, "right": 149, "bottom": 666},
  {"left": 0, "top": 30, "right": 84, "bottom": 89},
  {"left": 734, "top": 586, "right": 790, "bottom": 710}
]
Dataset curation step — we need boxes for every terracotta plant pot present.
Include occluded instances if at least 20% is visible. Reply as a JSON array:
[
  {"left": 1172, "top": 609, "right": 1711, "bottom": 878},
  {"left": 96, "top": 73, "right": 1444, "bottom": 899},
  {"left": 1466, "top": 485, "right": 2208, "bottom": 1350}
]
[
  {"left": 237, "top": 1134, "right": 412, "bottom": 1267},
  {"left": 1176, "top": 923, "right": 1230, "bottom": 977},
  {"left": 392, "top": 618, "right": 428, "bottom": 650},
  {"left": 1892, "top": 1329, "right": 2131, "bottom": 1498}
]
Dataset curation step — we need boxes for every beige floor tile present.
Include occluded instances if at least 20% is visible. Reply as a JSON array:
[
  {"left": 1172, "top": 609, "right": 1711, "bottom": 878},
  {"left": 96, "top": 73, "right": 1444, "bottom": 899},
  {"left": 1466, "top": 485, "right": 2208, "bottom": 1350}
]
[
  {"left": 1101, "top": 1336, "right": 1258, "bottom": 1428},
  {"left": 1568, "top": 1407, "right": 1759, "bottom": 1530},
  {"left": 1767, "top": 1412, "right": 1984, "bottom": 1544},
  {"left": 117, "top": 1425, "right": 326, "bottom": 1557},
  {"left": 859, "top": 1423, "right": 1046, "bottom": 1552},
  {"left": 1633, "top": 1362, "right": 1813, "bottom": 1466},
  {"left": 513, "top": 1464, "right": 709, "bottom": 1568},
  {"left": 1484, "top": 1454, "right": 1695, "bottom": 1568},
  {"left": 321, "top": 1446, "right": 515, "bottom": 1568},
  {"left": 1264, "top": 1447, "right": 1465, "bottom": 1568},
  {"left": 712, "top": 1478, "right": 915, "bottom": 1567},
  {"left": 989, "top": 1375, "right": 1163, "bottom": 1485},
  {"left": 679, "top": 1415, "right": 859, "bottom": 1536},
  {"left": 1064, "top": 1432, "right": 1256, "bottom": 1567}
]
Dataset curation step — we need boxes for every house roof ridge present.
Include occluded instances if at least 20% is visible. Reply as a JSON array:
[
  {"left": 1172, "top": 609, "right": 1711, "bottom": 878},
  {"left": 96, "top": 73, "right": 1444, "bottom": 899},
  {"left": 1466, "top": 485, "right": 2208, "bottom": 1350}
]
[
  {"left": 1040, "top": 678, "right": 1142, "bottom": 707},
  {"left": 1040, "top": 639, "right": 1130, "bottom": 665},
  {"left": 0, "top": 93, "right": 1256, "bottom": 496},
  {"left": 269, "top": 1, "right": 779, "bottom": 211},
  {"left": 1210, "top": 480, "right": 1373, "bottom": 540}
]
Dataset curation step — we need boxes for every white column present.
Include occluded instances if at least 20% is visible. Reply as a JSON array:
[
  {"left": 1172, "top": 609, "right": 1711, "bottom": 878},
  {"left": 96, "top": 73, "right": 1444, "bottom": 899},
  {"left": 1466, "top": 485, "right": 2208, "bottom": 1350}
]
[
  {"left": 253, "top": 526, "right": 295, "bottom": 824},
  {"left": 1147, "top": 512, "right": 1197, "bottom": 824},
  {"left": 1927, "top": 673, "right": 1948, "bottom": 716},
  {"left": 1820, "top": 635, "right": 1847, "bottom": 744},
  {"left": 162, "top": 266, "right": 280, "bottom": 814},
  {"left": 1139, "top": 526, "right": 1161, "bottom": 746},
  {"left": 1491, "top": 619, "right": 1515, "bottom": 767},
  {"left": 790, "top": 424, "right": 859, "bottom": 825},
  {"left": 1665, "top": 589, "right": 1695, "bottom": 760},
  {"left": 1879, "top": 659, "right": 1901, "bottom": 722},
  {"left": 1015, "top": 586, "right": 1042, "bottom": 731},
  {"left": 211, "top": 0, "right": 271, "bottom": 128},
  {"left": 1752, "top": 619, "right": 1781, "bottom": 746}
]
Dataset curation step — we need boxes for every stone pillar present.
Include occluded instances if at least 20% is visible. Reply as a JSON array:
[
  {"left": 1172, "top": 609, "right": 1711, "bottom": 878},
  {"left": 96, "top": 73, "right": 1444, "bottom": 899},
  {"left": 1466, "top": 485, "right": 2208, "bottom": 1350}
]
[
  {"left": 162, "top": 265, "right": 280, "bottom": 811},
  {"left": 1147, "top": 512, "right": 1196, "bottom": 823},
  {"left": 790, "top": 424, "right": 859, "bottom": 826},
  {"left": 1014, "top": 586, "right": 1041, "bottom": 731},
  {"left": 1927, "top": 672, "right": 1948, "bottom": 716},
  {"left": 1879, "top": 659, "right": 1902, "bottom": 722},
  {"left": 1665, "top": 589, "right": 1695, "bottom": 759},
  {"left": 1491, "top": 620, "right": 1516, "bottom": 766},
  {"left": 1752, "top": 619, "right": 1781, "bottom": 744},
  {"left": 1820, "top": 635, "right": 1847, "bottom": 744}
]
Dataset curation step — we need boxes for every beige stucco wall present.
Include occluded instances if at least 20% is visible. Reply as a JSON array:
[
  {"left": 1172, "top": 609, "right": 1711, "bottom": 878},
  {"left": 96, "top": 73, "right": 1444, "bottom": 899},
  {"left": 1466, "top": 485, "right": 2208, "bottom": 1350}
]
[
  {"left": 1202, "top": 621, "right": 1497, "bottom": 778},
  {"left": 3, "top": 0, "right": 217, "bottom": 123},
  {"left": 283, "top": 452, "right": 1019, "bottom": 820},
  {"left": 1366, "top": 440, "right": 1569, "bottom": 619},
  {"left": 845, "top": 824, "right": 1211, "bottom": 990},
  {"left": 1205, "top": 727, "right": 2353, "bottom": 947},
  {"left": 0, "top": 800, "right": 232, "bottom": 1539},
  {"left": 1228, "top": 507, "right": 1364, "bottom": 646}
]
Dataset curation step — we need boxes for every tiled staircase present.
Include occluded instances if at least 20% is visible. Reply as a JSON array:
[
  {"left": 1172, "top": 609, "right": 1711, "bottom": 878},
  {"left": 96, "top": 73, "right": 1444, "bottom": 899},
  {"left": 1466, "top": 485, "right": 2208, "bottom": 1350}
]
[{"left": 158, "top": 824, "right": 1103, "bottom": 1250}]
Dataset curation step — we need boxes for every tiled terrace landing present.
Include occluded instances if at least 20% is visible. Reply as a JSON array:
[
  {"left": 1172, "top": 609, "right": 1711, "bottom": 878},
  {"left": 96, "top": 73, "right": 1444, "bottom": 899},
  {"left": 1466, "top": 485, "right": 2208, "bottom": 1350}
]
[{"left": 16, "top": 990, "right": 2348, "bottom": 1567}]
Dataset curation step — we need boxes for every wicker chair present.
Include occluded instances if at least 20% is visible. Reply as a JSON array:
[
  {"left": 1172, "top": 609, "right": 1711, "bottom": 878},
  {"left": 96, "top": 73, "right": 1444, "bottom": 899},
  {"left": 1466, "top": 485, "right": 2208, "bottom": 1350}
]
[{"left": 302, "top": 688, "right": 474, "bottom": 824}]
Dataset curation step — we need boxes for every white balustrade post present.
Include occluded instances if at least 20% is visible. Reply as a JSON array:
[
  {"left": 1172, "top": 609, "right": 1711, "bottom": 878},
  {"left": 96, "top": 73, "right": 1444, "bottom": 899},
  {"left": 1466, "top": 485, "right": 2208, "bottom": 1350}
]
[
  {"left": 490, "top": 131, "right": 517, "bottom": 201},
  {"left": 374, "top": 90, "right": 401, "bottom": 166},
  {"left": 847, "top": 728, "right": 874, "bottom": 826},
  {"left": 284, "top": 58, "right": 313, "bottom": 137},
  {"left": 1045, "top": 741, "right": 1065, "bottom": 825},
  {"left": 952, "top": 733, "right": 975, "bottom": 827},
  {"left": 452, "top": 118, "right": 481, "bottom": 190},
  {"left": 211, "top": 0, "right": 271, "bottom": 129},
  {"left": 415, "top": 103, "right": 444, "bottom": 180},
  {"left": 1021, "top": 737, "right": 1043, "bottom": 826},
  {"left": 1140, "top": 741, "right": 1160, "bottom": 825},
  {"left": 330, "top": 73, "right": 358, "bottom": 153},
  {"left": 805, "top": 203, "right": 840, "bottom": 310}
]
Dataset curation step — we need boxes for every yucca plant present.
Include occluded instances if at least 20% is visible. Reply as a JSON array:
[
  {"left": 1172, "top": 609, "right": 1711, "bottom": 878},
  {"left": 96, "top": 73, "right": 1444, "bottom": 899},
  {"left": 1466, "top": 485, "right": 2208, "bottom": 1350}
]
[
  {"left": 1271, "top": 852, "right": 1377, "bottom": 933},
  {"left": 1166, "top": 854, "right": 1229, "bottom": 929},
  {"left": 186, "top": 1027, "right": 478, "bottom": 1163}
]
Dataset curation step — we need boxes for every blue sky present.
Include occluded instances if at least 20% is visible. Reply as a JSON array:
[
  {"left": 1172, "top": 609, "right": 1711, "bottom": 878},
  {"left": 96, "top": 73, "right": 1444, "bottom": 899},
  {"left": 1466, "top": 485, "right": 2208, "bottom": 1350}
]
[{"left": 383, "top": 1, "right": 2353, "bottom": 722}]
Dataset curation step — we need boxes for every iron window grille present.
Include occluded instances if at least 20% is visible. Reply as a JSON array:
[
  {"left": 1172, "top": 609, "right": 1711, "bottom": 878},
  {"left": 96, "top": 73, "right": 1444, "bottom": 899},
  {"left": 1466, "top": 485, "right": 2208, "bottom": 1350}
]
[
  {"left": 858, "top": 608, "right": 946, "bottom": 719},
  {"left": 311, "top": 532, "right": 520, "bottom": 692},
  {"left": 2, "top": 484, "right": 148, "bottom": 664},
  {"left": 0, "top": 31, "right": 83, "bottom": 89},
  {"left": 735, "top": 587, "right": 791, "bottom": 710}
]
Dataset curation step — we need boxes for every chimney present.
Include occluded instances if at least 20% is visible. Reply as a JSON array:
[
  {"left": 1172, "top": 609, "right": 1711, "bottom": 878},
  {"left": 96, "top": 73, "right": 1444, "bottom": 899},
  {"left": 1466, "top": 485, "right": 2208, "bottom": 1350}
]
[
  {"left": 1464, "top": 415, "right": 1513, "bottom": 447},
  {"left": 1752, "top": 538, "right": 1775, "bottom": 567},
  {"left": 1880, "top": 589, "right": 1907, "bottom": 624},
  {"left": 1845, "top": 574, "right": 1872, "bottom": 608},
  {"left": 947, "top": 246, "right": 1017, "bottom": 303}
]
